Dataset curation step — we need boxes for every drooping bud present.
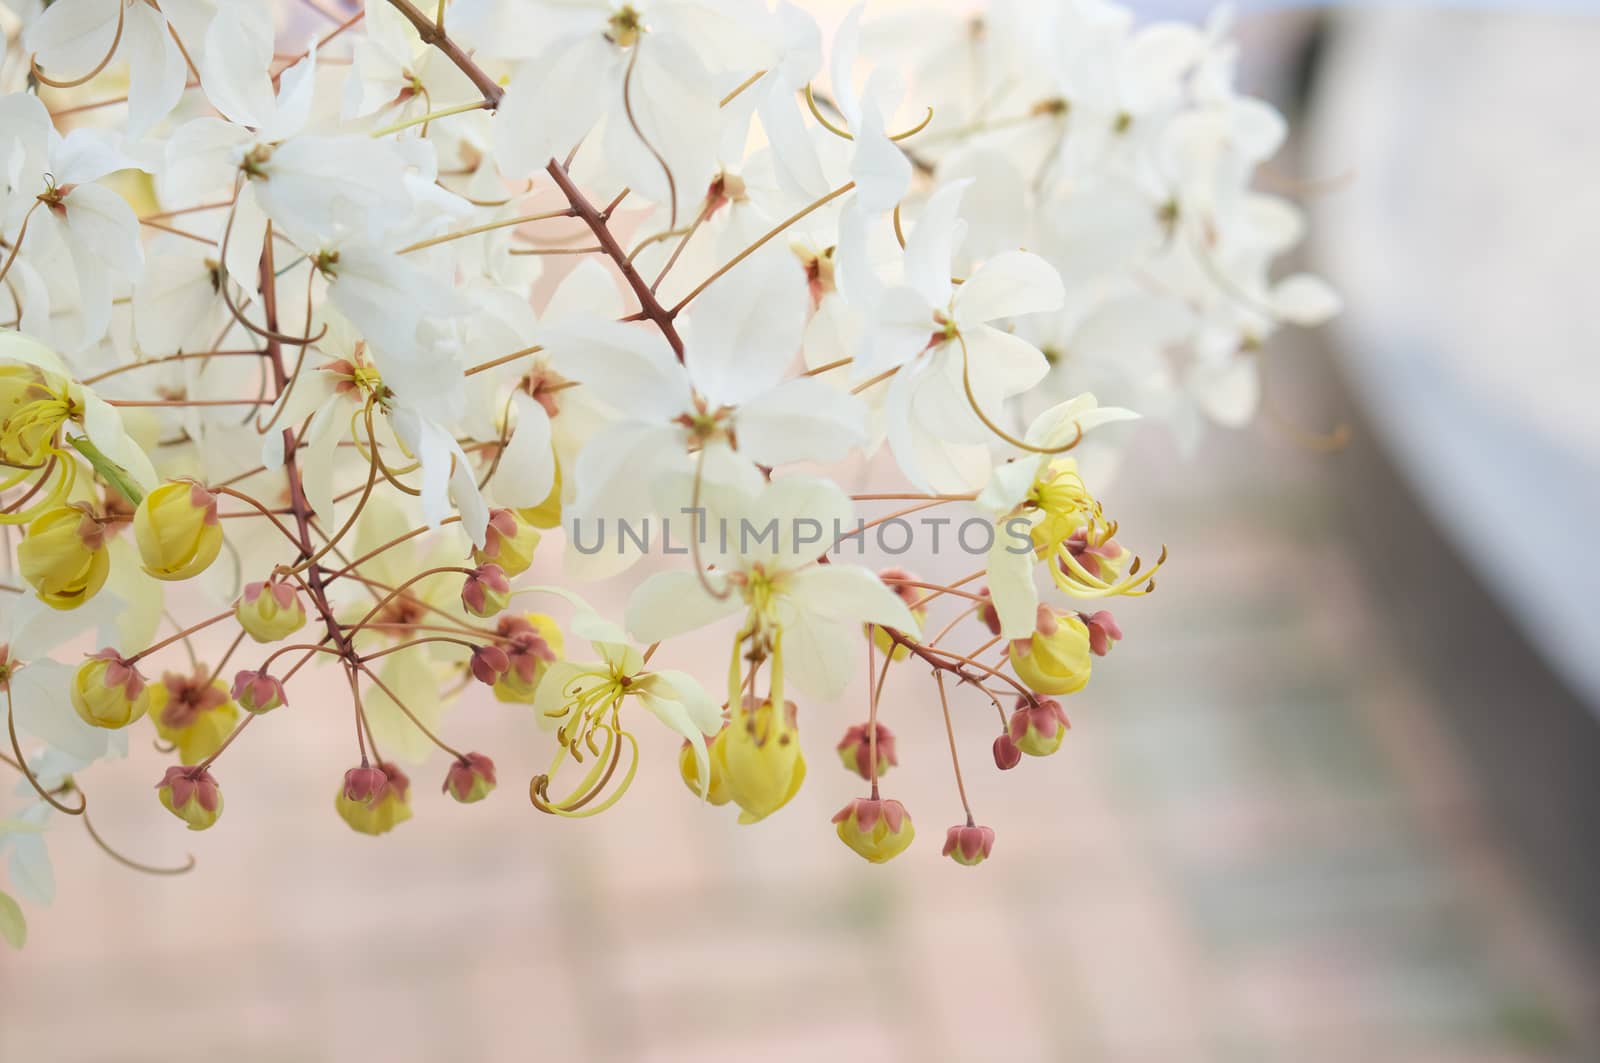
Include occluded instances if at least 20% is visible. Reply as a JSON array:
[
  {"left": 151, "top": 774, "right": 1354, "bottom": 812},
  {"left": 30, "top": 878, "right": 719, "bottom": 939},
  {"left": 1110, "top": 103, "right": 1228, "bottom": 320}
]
[
  {"left": 342, "top": 763, "right": 389, "bottom": 805},
  {"left": 336, "top": 761, "right": 413, "bottom": 835},
  {"left": 992, "top": 733, "right": 1022, "bottom": 770},
  {"left": 472, "top": 509, "right": 541, "bottom": 577},
  {"left": 460, "top": 563, "right": 511, "bottom": 618},
  {"left": 491, "top": 613, "right": 563, "bottom": 704},
  {"left": 70, "top": 650, "right": 150, "bottom": 729},
  {"left": 231, "top": 669, "right": 287, "bottom": 714},
  {"left": 150, "top": 670, "right": 240, "bottom": 764},
  {"left": 836, "top": 721, "right": 897, "bottom": 780},
  {"left": 234, "top": 579, "right": 307, "bottom": 643},
  {"left": 1083, "top": 610, "right": 1122, "bottom": 657},
  {"left": 976, "top": 588, "right": 1001, "bottom": 636},
  {"left": 469, "top": 644, "right": 510, "bottom": 686},
  {"left": 1008, "top": 605, "right": 1092, "bottom": 696},
  {"left": 868, "top": 567, "right": 928, "bottom": 660},
  {"left": 133, "top": 481, "right": 223, "bottom": 581},
  {"left": 156, "top": 765, "right": 223, "bottom": 831},
  {"left": 679, "top": 732, "right": 731, "bottom": 804},
  {"left": 942, "top": 823, "right": 996, "bottom": 867},
  {"left": 832, "top": 796, "right": 916, "bottom": 863},
  {"left": 1008, "top": 696, "right": 1071, "bottom": 757},
  {"left": 715, "top": 698, "right": 806, "bottom": 824},
  {"left": 17, "top": 505, "right": 109, "bottom": 610},
  {"left": 443, "top": 753, "right": 497, "bottom": 804}
]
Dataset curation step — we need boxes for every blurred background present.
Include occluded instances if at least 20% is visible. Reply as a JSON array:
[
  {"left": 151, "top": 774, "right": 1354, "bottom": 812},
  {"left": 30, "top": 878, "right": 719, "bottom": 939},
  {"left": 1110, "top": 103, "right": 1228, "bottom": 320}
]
[{"left": 4, "top": 2, "right": 1599, "bottom": 1060}]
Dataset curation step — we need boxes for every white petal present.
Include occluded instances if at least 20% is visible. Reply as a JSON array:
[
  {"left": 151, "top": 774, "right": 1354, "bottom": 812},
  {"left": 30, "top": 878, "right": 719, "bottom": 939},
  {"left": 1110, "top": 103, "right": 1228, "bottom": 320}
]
[
  {"left": 493, "top": 393, "right": 556, "bottom": 509},
  {"left": 626, "top": 569, "right": 745, "bottom": 644},
  {"left": 201, "top": 0, "right": 278, "bottom": 129},
  {"left": 987, "top": 513, "right": 1041, "bottom": 639},
  {"left": 786, "top": 563, "right": 917, "bottom": 632},
  {"left": 1272, "top": 273, "right": 1342, "bottom": 326},
  {"left": 735, "top": 377, "right": 867, "bottom": 467},
  {"left": 953, "top": 251, "right": 1065, "bottom": 327},
  {"left": 903, "top": 179, "right": 971, "bottom": 310},
  {"left": 684, "top": 246, "right": 808, "bottom": 406},
  {"left": 545, "top": 319, "right": 691, "bottom": 423}
]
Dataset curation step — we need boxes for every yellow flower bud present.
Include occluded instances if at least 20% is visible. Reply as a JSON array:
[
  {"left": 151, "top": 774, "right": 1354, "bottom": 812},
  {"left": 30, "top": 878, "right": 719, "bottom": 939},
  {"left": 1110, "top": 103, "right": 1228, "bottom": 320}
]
[
  {"left": 490, "top": 613, "right": 564, "bottom": 704},
  {"left": 473, "top": 508, "right": 542, "bottom": 577},
  {"left": 715, "top": 698, "right": 806, "bottom": 824},
  {"left": 156, "top": 766, "right": 223, "bottom": 831},
  {"left": 335, "top": 762, "right": 413, "bottom": 835},
  {"left": 1008, "top": 606, "right": 1092, "bottom": 696},
  {"left": 149, "top": 671, "right": 240, "bottom": 765},
  {"left": 133, "top": 481, "right": 223, "bottom": 581},
  {"left": 70, "top": 651, "right": 150, "bottom": 729},
  {"left": 17, "top": 506, "right": 109, "bottom": 610},
  {"left": 516, "top": 461, "right": 563, "bottom": 529},
  {"left": 1008, "top": 697, "right": 1071, "bottom": 757},
  {"left": 234, "top": 579, "right": 307, "bottom": 643},
  {"left": 833, "top": 796, "right": 916, "bottom": 863},
  {"left": 679, "top": 732, "right": 731, "bottom": 804}
]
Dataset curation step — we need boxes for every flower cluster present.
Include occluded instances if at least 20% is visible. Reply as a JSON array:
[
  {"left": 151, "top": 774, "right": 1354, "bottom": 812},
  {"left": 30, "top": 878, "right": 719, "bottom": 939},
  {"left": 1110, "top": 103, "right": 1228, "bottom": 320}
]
[{"left": 0, "top": 0, "right": 1333, "bottom": 948}]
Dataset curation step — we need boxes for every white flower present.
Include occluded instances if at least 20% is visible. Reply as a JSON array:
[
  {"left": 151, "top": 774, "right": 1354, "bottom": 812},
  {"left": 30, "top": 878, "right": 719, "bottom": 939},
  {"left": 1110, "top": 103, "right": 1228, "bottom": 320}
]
[
  {"left": 552, "top": 246, "right": 866, "bottom": 530},
  {"left": 847, "top": 180, "right": 1065, "bottom": 492},
  {"left": 626, "top": 476, "right": 918, "bottom": 701}
]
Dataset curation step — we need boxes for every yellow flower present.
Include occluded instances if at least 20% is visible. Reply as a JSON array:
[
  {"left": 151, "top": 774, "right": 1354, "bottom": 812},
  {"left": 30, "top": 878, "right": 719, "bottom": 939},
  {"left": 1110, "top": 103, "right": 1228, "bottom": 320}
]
[
  {"left": 833, "top": 796, "right": 916, "bottom": 863},
  {"left": 715, "top": 698, "right": 806, "bottom": 824},
  {"left": 70, "top": 651, "right": 150, "bottom": 729},
  {"left": 133, "top": 481, "right": 223, "bottom": 581},
  {"left": 335, "top": 762, "right": 413, "bottom": 835},
  {"left": 0, "top": 363, "right": 70, "bottom": 468},
  {"left": 156, "top": 766, "right": 223, "bottom": 831},
  {"left": 234, "top": 579, "right": 307, "bottom": 643},
  {"left": 490, "top": 613, "right": 564, "bottom": 704},
  {"left": 17, "top": 506, "right": 109, "bottom": 610},
  {"left": 1008, "top": 606, "right": 1092, "bottom": 696},
  {"left": 149, "top": 671, "right": 240, "bottom": 765},
  {"left": 473, "top": 508, "right": 541, "bottom": 577},
  {"left": 679, "top": 732, "right": 731, "bottom": 804}
]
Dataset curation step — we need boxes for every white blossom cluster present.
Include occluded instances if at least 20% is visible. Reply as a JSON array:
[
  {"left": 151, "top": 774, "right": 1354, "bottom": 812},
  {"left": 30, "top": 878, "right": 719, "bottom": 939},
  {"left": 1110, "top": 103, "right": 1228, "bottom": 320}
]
[{"left": 0, "top": 0, "right": 1335, "bottom": 944}]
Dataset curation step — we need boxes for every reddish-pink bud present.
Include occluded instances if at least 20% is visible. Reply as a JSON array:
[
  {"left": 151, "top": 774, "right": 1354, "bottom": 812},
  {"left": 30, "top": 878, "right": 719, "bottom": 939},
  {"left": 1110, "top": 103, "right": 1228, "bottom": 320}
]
[
  {"left": 470, "top": 644, "right": 510, "bottom": 686},
  {"left": 942, "top": 823, "right": 996, "bottom": 866},
  {"left": 993, "top": 732, "right": 1022, "bottom": 770},
  {"left": 461, "top": 563, "right": 512, "bottom": 618},
  {"left": 976, "top": 588, "right": 1001, "bottom": 636},
  {"left": 443, "top": 753, "right": 497, "bottom": 803},
  {"left": 836, "top": 721, "right": 897, "bottom": 780},
  {"left": 342, "top": 763, "right": 389, "bottom": 806},
  {"left": 1008, "top": 696, "right": 1071, "bottom": 757},
  {"left": 231, "top": 668, "right": 287, "bottom": 713},
  {"left": 1083, "top": 610, "right": 1122, "bottom": 657}
]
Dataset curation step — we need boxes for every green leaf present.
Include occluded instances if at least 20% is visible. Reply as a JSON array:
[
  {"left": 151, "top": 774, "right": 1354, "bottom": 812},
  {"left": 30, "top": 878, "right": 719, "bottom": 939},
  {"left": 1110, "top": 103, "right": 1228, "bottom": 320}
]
[
  {"left": 67, "top": 435, "right": 144, "bottom": 506},
  {"left": 0, "top": 888, "right": 25, "bottom": 949}
]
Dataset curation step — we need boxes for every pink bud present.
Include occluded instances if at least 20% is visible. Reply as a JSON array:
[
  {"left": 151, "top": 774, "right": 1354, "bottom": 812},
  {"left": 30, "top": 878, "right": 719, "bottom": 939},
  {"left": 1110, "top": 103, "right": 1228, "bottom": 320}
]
[
  {"left": 942, "top": 823, "right": 996, "bottom": 866},
  {"left": 443, "top": 753, "right": 497, "bottom": 803},
  {"left": 342, "top": 763, "right": 389, "bottom": 806},
  {"left": 231, "top": 669, "right": 287, "bottom": 713},
  {"left": 1083, "top": 610, "right": 1122, "bottom": 657},
  {"left": 976, "top": 588, "right": 1001, "bottom": 636},
  {"left": 470, "top": 644, "right": 510, "bottom": 686},
  {"left": 993, "top": 733, "right": 1021, "bottom": 771},
  {"left": 460, "top": 564, "right": 511, "bottom": 618},
  {"left": 836, "top": 721, "right": 897, "bottom": 780}
]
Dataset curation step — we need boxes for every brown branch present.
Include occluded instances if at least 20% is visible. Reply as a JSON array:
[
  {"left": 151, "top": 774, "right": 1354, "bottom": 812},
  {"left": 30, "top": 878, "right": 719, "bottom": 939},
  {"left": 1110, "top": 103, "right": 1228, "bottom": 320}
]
[{"left": 382, "top": 0, "right": 687, "bottom": 361}]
